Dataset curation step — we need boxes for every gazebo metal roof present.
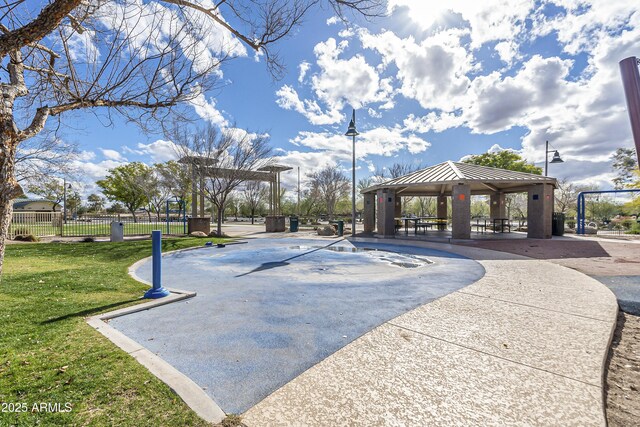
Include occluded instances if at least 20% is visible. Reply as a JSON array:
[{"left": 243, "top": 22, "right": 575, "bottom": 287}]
[{"left": 362, "top": 161, "right": 556, "bottom": 196}]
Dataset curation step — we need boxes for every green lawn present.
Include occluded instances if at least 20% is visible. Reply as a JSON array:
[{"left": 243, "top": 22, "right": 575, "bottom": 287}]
[{"left": 0, "top": 237, "right": 224, "bottom": 426}]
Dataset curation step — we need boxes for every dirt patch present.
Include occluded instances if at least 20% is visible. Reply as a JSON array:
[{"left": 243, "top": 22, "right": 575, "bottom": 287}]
[{"left": 605, "top": 312, "right": 640, "bottom": 426}]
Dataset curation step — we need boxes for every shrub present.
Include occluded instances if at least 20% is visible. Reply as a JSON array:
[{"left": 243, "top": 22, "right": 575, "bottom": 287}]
[
  {"left": 626, "top": 223, "right": 640, "bottom": 235},
  {"left": 13, "top": 234, "right": 39, "bottom": 242},
  {"left": 566, "top": 220, "right": 576, "bottom": 229}
]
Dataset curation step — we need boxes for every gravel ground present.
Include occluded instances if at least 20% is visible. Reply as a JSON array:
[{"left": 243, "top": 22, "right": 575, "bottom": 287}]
[
  {"left": 459, "top": 236, "right": 640, "bottom": 426},
  {"left": 605, "top": 312, "right": 640, "bottom": 427}
]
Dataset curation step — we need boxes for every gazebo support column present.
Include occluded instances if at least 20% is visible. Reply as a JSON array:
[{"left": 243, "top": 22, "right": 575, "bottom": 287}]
[
  {"left": 527, "top": 184, "right": 554, "bottom": 239},
  {"left": 452, "top": 183, "right": 471, "bottom": 239},
  {"left": 376, "top": 188, "right": 396, "bottom": 237},
  {"left": 437, "top": 195, "right": 447, "bottom": 219},
  {"left": 363, "top": 193, "right": 375, "bottom": 233},
  {"left": 490, "top": 192, "right": 506, "bottom": 219}
]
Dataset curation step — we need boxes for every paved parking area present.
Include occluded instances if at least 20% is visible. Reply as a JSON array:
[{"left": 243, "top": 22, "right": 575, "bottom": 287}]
[{"left": 109, "top": 237, "right": 484, "bottom": 413}]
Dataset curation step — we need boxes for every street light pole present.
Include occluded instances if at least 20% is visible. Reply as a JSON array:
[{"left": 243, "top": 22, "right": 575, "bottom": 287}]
[
  {"left": 345, "top": 109, "right": 359, "bottom": 237},
  {"left": 544, "top": 140, "right": 564, "bottom": 176}
]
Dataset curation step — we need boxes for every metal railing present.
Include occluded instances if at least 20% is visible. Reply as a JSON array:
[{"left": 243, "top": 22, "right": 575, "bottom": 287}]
[
  {"left": 61, "top": 214, "right": 186, "bottom": 237},
  {"left": 8, "top": 212, "right": 62, "bottom": 239},
  {"left": 9, "top": 212, "right": 187, "bottom": 238}
]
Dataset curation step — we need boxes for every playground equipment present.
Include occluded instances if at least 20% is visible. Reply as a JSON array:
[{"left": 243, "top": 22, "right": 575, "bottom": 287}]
[{"left": 576, "top": 189, "right": 640, "bottom": 234}]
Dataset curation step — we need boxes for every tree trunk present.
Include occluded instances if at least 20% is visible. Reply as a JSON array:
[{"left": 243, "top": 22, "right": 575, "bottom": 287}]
[
  {"left": 216, "top": 204, "right": 223, "bottom": 236},
  {"left": 251, "top": 208, "right": 255, "bottom": 224},
  {"left": 0, "top": 139, "right": 21, "bottom": 276}
]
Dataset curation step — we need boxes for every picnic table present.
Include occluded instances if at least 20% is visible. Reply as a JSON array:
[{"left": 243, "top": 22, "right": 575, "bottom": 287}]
[
  {"left": 471, "top": 218, "right": 511, "bottom": 233},
  {"left": 398, "top": 217, "right": 448, "bottom": 234}
]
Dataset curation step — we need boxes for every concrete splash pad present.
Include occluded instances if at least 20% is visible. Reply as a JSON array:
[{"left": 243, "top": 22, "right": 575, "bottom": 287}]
[{"left": 110, "top": 238, "right": 484, "bottom": 414}]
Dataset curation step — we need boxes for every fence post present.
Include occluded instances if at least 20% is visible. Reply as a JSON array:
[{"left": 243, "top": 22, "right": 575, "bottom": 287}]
[{"left": 144, "top": 230, "right": 171, "bottom": 298}]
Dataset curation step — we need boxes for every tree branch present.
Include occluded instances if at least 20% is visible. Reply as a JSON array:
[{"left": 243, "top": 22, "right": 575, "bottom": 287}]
[
  {"left": 0, "top": 0, "right": 82, "bottom": 57},
  {"left": 160, "top": 0, "right": 261, "bottom": 51}
]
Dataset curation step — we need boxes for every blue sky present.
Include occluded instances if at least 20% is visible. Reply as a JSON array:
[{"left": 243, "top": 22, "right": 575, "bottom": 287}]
[{"left": 37, "top": 0, "right": 640, "bottom": 196}]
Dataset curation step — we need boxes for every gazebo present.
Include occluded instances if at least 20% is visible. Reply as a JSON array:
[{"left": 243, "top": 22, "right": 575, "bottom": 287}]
[{"left": 361, "top": 161, "right": 557, "bottom": 239}]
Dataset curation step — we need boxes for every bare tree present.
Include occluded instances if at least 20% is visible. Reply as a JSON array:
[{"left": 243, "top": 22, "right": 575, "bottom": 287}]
[
  {"left": 308, "top": 166, "right": 349, "bottom": 220},
  {"left": 413, "top": 197, "right": 436, "bottom": 217},
  {"left": 243, "top": 181, "right": 267, "bottom": 224},
  {"left": 0, "top": 0, "right": 383, "bottom": 275},
  {"left": 16, "top": 134, "right": 79, "bottom": 186},
  {"left": 176, "top": 125, "right": 271, "bottom": 235},
  {"left": 555, "top": 178, "right": 578, "bottom": 214}
]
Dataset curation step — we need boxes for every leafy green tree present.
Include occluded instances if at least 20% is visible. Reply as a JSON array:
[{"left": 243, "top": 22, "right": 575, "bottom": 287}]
[
  {"left": 106, "top": 202, "right": 127, "bottom": 214},
  {"left": 612, "top": 147, "right": 638, "bottom": 189},
  {"left": 27, "top": 178, "right": 65, "bottom": 210},
  {"left": 97, "top": 163, "right": 150, "bottom": 222},
  {"left": 463, "top": 151, "right": 542, "bottom": 174},
  {"left": 65, "top": 191, "right": 82, "bottom": 218},
  {"left": 87, "top": 194, "right": 105, "bottom": 213}
]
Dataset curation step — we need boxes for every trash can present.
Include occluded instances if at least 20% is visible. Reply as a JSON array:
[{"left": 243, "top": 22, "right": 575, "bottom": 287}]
[
  {"left": 289, "top": 216, "right": 299, "bottom": 232},
  {"left": 336, "top": 220, "right": 344, "bottom": 236},
  {"left": 110, "top": 221, "right": 124, "bottom": 242},
  {"left": 552, "top": 212, "right": 565, "bottom": 236}
]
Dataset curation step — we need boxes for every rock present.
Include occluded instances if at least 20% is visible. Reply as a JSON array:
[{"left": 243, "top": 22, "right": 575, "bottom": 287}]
[
  {"left": 189, "top": 231, "right": 208, "bottom": 237},
  {"left": 208, "top": 230, "right": 228, "bottom": 238},
  {"left": 317, "top": 225, "right": 336, "bottom": 236},
  {"left": 584, "top": 226, "right": 598, "bottom": 235}
]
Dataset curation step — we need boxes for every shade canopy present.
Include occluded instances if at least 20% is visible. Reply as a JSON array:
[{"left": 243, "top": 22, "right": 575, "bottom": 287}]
[{"left": 362, "top": 161, "right": 557, "bottom": 197}]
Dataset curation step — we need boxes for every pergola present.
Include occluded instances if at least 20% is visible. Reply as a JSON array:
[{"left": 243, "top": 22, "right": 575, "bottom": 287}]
[
  {"left": 178, "top": 156, "right": 291, "bottom": 233},
  {"left": 361, "top": 161, "right": 557, "bottom": 239}
]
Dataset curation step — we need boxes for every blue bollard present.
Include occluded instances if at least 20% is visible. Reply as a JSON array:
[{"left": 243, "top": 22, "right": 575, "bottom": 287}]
[{"left": 144, "top": 230, "right": 171, "bottom": 299}]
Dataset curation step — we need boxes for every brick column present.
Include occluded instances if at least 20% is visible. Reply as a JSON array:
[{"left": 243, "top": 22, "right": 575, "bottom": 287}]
[
  {"left": 527, "top": 184, "right": 554, "bottom": 239},
  {"left": 437, "top": 195, "right": 447, "bottom": 219},
  {"left": 452, "top": 183, "right": 471, "bottom": 239},
  {"left": 490, "top": 192, "right": 506, "bottom": 219},
  {"left": 363, "top": 193, "right": 376, "bottom": 233},
  {"left": 376, "top": 189, "right": 396, "bottom": 237}
]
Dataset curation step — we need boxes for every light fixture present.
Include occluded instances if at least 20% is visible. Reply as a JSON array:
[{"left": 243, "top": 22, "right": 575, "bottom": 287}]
[{"left": 545, "top": 141, "right": 564, "bottom": 176}]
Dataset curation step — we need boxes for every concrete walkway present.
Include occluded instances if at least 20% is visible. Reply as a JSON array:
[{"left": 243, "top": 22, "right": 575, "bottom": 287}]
[{"left": 243, "top": 238, "right": 618, "bottom": 426}]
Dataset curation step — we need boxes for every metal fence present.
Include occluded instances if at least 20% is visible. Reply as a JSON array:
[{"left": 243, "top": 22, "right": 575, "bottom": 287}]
[
  {"left": 9, "top": 212, "right": 187, "bottom": 238},
  {"left": 61, "top": 214, "right": 187, "bottom": 237},
  {"left": 8, "top": 212, "right": 62, "bottom": 239}
]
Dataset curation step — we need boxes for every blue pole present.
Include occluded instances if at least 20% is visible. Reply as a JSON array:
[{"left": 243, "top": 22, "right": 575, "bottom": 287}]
[{"left": 144, "top": 230, "right": 170, "bottom": 298}]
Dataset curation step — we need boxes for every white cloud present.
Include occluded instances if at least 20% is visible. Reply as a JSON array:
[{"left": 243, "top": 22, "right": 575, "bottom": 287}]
[
  {"left": 276, "top": 37, "right": 393, "bottom": 125},
  {"left": 388, "top": 0, "right": 533, "bottom": 48},
  {"left": 291, "top": 125, "right": 431, "bottom": 159},
  {"left": 189, "top": 90, "right": 228, "bottom": 127},
  {"left": 360, "top": 29, "right": 473, "bottom": 112},
  {"left": 367, "top": 108, "right": 382, "bottom": 118},
  {"left": 298, "top": 61, "right": 311, "bottom": 83},
  {"left": 275, "top": 85, "right": 344, "bottom": 125},
  {"left": 494, "top": 40, "right": 518, "bottom": 64},
  {"left": 100, "top": 148, "right": 127, "bottom": 162},
  {"left": 136, "top": 139, "right": 181, "bottom": 163}
]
